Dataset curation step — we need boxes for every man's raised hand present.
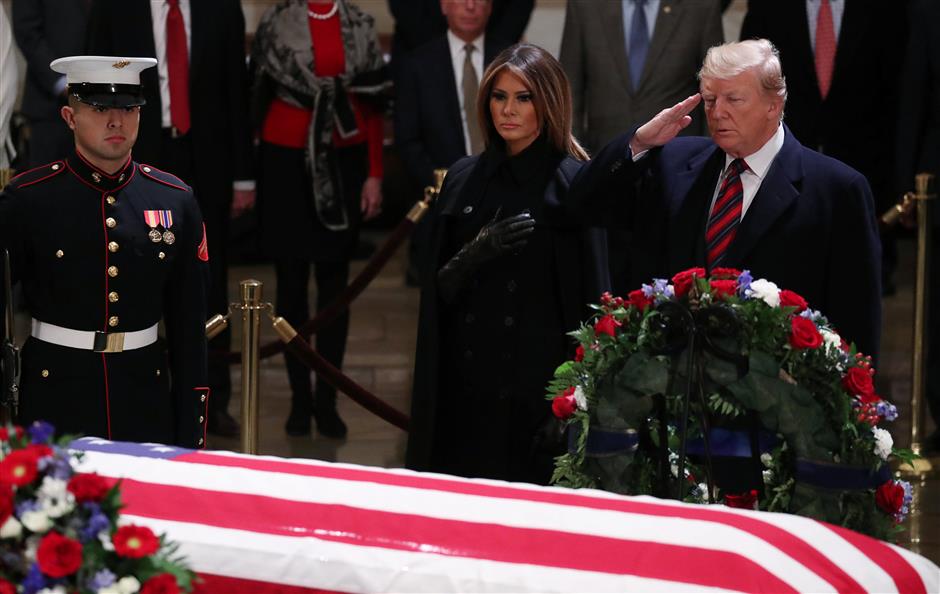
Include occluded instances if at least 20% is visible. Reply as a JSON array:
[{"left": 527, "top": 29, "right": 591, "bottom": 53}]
[{"left": 630, "top": 94, "right": 702, "bottom": 155}]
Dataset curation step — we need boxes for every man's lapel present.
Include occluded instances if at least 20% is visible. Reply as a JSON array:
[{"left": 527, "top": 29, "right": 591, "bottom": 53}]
[
  {"left": 640, "top": 0, "right": 684, "bottom": 90},
  {"left": 724, "top": 128, "right": 803, "bottom": 266},
  {"left": 601, "top": 1, "right": 633, "bottom": 96},
  {"left": 188, "top": 0, "right": 207, "bottom": 85}
]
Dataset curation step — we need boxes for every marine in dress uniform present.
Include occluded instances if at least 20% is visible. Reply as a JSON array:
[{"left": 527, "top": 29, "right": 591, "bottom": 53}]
[{"left": 0, "top": 56, "right": 210, "bottom": 448}]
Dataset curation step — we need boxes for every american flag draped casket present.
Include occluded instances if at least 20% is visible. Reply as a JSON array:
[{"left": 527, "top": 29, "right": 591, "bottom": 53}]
[{"left": 70, "top": 438, "right": 940, "bottom": 593}]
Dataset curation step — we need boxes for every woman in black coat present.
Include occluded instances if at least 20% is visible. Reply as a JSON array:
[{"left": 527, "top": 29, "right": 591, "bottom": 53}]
[{"left": 406, "top": 44, "right": 609, "bottom": 484}]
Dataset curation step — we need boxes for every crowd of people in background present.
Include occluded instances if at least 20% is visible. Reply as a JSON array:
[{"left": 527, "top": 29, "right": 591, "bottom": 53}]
[{"left": 1, "top": 0, "right": 939, "bottom": 477}]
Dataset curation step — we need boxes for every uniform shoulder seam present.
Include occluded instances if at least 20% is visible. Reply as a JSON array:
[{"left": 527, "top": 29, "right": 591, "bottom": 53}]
[
  {"left": 137, "top": 164, "right": 190, "bottom": 191},
  {"left": 8, "top": 161, "right": 67, "bottom": 189}
]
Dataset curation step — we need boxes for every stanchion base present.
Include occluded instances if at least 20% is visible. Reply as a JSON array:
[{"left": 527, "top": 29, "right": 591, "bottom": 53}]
[{"left": 897, "top": 456, "right": 937, "bottom": 477}]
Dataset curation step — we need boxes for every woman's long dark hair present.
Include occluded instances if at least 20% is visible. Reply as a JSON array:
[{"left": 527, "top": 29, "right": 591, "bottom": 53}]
[{"left": 476, "top": 43, "right": 588, "bottom": 160}]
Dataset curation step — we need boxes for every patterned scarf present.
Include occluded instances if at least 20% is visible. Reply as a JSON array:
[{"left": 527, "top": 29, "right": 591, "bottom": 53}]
[{"left": 252, "top": 0, "right": 388, "bottom": 230}]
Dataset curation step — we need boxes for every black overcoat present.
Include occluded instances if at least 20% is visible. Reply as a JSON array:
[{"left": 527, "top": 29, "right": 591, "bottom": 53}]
[{"left": 406, "top": 153, "right": 609, "bottom": 481}]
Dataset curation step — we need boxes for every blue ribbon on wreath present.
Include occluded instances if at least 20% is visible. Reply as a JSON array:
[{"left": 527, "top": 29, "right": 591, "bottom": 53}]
[
  {"left": 685, "top": 427, "right": 778, "bottom": 458},
  {"left": 568, "top": 423, "right": 640, "bottom": 457},
  {"left": 794, "top": 459, "right": 892, "bottom": 490}
]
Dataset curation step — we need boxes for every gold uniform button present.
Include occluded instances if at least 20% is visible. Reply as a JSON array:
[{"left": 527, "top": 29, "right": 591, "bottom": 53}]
[
  {"left": 200, "top": 394, "right": 206, "bottom": 403},
  {"left": 198, "top": 438, "right": 204, "bottom": 446},
  {"left": 143, "top": 166, "right": 152, "bottom": 173},
  {"left": 108, "top": 316, "right": 119, "bottom": 327},
  {"left": 156, "top": 369, "right": 161, "bottom": 377},
  {"left": 106, "top": 196, "right": 116, "bottom": 205},
  {"left": 105, "top": 217, "right": 117, "bottom": 228},
  {"left": 199, "top": 415, "right": 205, "bottom": 423},
  {"left": 108, "top": 291, "right": 119, "bottom": 303},
  {"left": 55, "top": 250, "right": 64, "bottom": 258},
  {"left": 158, "top": 251, "right": 166, "bottom": 260},
  {"left": 41, "top": 369, "right": 49, "bottom": 378},
  {"left": 51, "top": 164, "right": 60, "bottom": 171},
  {"left": 108, "top": 265, "right": 119, "bottom": 277},
  {"left": 108, "top": 241, "right": 119, "bottom": 252}
]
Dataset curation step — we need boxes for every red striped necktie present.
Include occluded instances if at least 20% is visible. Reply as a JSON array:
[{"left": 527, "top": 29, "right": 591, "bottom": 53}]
[
  {"left": 166, "top": 0, "right": 190, "bottom": 135},
  {"left": 815, "top": 0, "right": 836, "bottom": 100},
  {"left": 706, "top": 158, "right": 748, "bottom": 268}
]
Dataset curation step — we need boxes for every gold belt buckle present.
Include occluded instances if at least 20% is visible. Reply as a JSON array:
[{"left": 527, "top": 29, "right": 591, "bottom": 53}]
[{"left": 93, "top": 331, "right": 125, "bottom": 353}]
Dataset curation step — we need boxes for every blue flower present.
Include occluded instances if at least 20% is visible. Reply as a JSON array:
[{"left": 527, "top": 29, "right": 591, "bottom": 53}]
[
  {"left": 87, "top": 568, "right": 117, "bottom": 591},
  {"left": 37, "top": 449, "right": 73, "bottom": 480},
  {"left": 876, "top": 401, "right": 898, "bottom": 422},
  {"left": 80, "top": 507, "right": 111, "bottom": 543},
  {"left": 27, "top": 420, "right": 55, "bottom": 444},
  {"left": 15, "top": 499, "right": 39, "bottom": 518},
  {"left": 22, "top": 563, "right": 47, "bottom": 594},
  {"left": 737, "top": 269, "right": 752, "bottom": 296}
]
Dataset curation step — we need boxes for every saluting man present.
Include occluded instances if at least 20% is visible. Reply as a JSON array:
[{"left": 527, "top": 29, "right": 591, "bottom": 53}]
[{"left": 0, "top": 56, "right": 211, "bottom": 448}]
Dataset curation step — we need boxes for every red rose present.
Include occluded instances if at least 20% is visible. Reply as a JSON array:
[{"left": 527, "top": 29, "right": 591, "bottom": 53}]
[
  {"left": 574, "top": 345, "right": 585, "bottom": 362},
  {"left": 709, "top": 267, "right": 742, "bottom": 280},
  {"left": 875, "top": 481, "right": 905, "bottom": 517},
  {"left": 842, "top": 366, "right": 875, "bottom": 397},
  {"left": 113, "top": 524, "right": 160, "bottom": 558},
  {"left": 24, "top": 443, "right": 53, "bottom": 460},
  {"left": 594, "top": 314, "right": 621, "bottom": 337},
  {"left": 68, "top": 473, "right": 112, "bottom": 503},
  {"left": 0, "top": 426, "right": 24, "bottom": 442},
  {"left": 141, "top": 573, "right": 181, "bottom": 594},
  {"left": 0, "top": 484, "right": 13, "bottom": 526},
  {"left": 788, "top": 316, "right": 823, "bottom": 350},
  {"left": 724, "top": 490, "right": 759, "bottom": 510},
  {"left": 672, "top": 267, "right": 706, "bottom": 298},
  {"left": 36, "top": 531, "right": 83, "bottom": 578},
  {"left": 709, "top": 279, "right": 738, "bottom": 300},
  {"left": 779, "top": 289, "right": 808, "bottom": 313},
  {"left": 0, "top": 579, "right": 15, "bottom": 594},
  {"left": 552, "top": 387, "right": 578, "bottom": 420},
  {"left": 0, "top": 448, "right": 39, "bottom": 486},
  {"left": 627, "top": 289, "right": 653, "bottom": 312}
]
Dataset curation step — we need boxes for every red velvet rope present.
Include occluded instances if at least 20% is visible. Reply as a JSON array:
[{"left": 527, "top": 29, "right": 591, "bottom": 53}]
[{"left": 281, "top": 334, "right": 410, "bottom": 432}]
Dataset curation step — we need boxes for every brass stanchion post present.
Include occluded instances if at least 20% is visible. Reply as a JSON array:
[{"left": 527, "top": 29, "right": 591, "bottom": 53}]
[
  {"left": 902, "top": 173, "right": 936, "bottom": 477},
  {"left": 239, "top": 280, "right": 264, "bottom": 454}
]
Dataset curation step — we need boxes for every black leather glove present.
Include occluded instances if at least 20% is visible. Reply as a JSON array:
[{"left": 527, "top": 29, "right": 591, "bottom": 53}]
[{"left": 437, "top": 212, "right": 536, "bottom": 303}]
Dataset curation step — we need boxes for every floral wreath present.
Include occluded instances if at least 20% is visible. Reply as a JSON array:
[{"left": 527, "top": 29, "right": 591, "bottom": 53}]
[
  {"left": 0, "top": 421, "right": 195, "bottom": 594},
  {"left": 546, "top": 267, "right": 914, "bottom": 541}
]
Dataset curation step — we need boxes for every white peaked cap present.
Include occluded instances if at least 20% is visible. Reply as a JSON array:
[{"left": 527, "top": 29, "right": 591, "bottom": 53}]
[{"left": 50, "top": 55, "right": 157, "bottom": 85}]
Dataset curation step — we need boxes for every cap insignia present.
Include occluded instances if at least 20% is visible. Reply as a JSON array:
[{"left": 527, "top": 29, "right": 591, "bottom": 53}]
[{"left": 112, "top": 60, "right": 131, "bottom": 69}]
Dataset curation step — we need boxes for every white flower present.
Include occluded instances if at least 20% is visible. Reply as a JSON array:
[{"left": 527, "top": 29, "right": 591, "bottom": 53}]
[
  {"left": 116, "top": 576, "right": 141, "bottom": 594},
  {"left": 760, "top": 453, "right": 773, "bottom": 468},
  {"left": 25, "top": 534, "right": 41, "bottom": 561},
  {"left": 38, "top": 476, "right": 75, "bottom": 518},
  {"left": 37, "top": 587, "right": 67, "bottom": 594},
  {"left": 820, "top": 328, "right": 842, "bottom": 351},
  {"left": 21, "top": 510, "right": 53, "bottom": 533},
  {"left": 99, "top": 531, "right": 115, "bottom": 552},
  {"left": 872, "top": 427, "right": 893, "bottom": 461},
  {"left": 0, "top": 516, "right": 22, "bottom": 539},
  {"left": 746, "top": 279, "right": 780, "bottom": 307},
  {"left": 573, "top": 385, "right": 587, "bottom": 410}
]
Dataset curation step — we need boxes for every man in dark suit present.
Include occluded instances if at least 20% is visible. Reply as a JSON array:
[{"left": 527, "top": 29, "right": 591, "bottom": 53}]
[
  {"left": 897, "top": 0, "right": 940, "bottom": 453},
  {"left": 85, "top": 0, "right": 253, "bottom": 437},
  {"left": 740, "top": 1, "right": 907, "bottom": 293},
  {"left": 570, "top": 39, "right": 881, "bottom": 361},
  {"left": 559, "top": 0, "right": 723, "bottom": 295},
  {"left": 395, "top": 0, "right": 512, "bottom": 284},
  {"left": 12, "top": 0, "right": 89, "bottom": 167},
  {"left": 389, "top": 0, "right": 533, "bottom": 73}
]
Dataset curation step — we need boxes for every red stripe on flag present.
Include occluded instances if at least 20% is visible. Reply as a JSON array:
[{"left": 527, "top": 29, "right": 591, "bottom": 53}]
[
  {"left": 194, "top": 573, "right": 341, "bottom": 594},
  {"left": 118, "top": 479, "right": 797, "bottom": 593},
  {"left": 825, "top": 524, "right": 928, "bottom": 594},
  {"left": 173, "top": 453, "right": 871, "bottom": 592}
]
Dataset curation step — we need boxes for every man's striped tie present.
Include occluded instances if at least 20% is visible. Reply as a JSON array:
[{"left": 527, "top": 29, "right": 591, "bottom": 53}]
[{"left": 706, "top": 158, "right": 748, "bottom": 268}]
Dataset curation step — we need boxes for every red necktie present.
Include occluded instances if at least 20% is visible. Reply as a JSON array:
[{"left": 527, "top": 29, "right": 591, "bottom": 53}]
[
  {"left": 166, "top": 0, "right": 190, "bottom": 134},
  {"left": 706, "top": 159, "right": 747, "bottom": 268},
  {"left": 814, "top": 0, "right": 836, "bottom": 100}
]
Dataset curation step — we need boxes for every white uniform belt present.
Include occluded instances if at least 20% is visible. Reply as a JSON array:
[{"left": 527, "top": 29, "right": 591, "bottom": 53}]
[{"left": 31, "top": 319, "right": 159, "bottom": 353}]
